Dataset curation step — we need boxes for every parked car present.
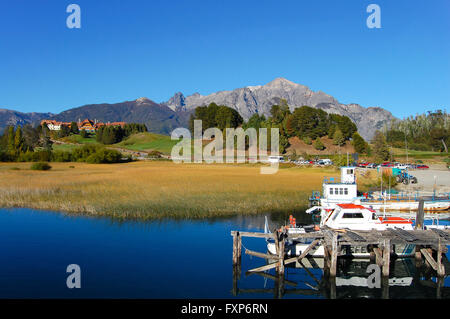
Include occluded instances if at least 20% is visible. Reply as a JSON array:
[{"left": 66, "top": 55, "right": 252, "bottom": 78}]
[
  {"left": 416, "top": 164, "right": 429, "bottom": 169},
  {"left": 268, "top": 156, "right": 284, "bottom": 163},
  {"left": 317, "top": 159, "right": 333, "bottom": 166},
  {"left": 367, "top": 163, "right": 377, "bottom": 169},
  {"left": 381, "top": 162, "right": 394, "bottom": 167}
]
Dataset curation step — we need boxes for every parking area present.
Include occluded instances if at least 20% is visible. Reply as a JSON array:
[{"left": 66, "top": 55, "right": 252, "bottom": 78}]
[{"left": 398, "top": 166, "right": 450, "bottom": 193}]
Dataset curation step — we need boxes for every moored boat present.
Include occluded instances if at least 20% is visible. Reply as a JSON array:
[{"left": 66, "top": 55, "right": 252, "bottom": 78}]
[
  {"left": 267, "top": 204, "right": 418, "bottom": 258},
  {"left": 309, "top": 166, "right": 450, "bottom": 212}
]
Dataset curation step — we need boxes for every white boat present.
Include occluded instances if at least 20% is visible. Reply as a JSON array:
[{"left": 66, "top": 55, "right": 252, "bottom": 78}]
[
  {"left": 309, "top": 166, "right": 450, "bottom": 212},
  {"left": 267, "top": 203, "right": 417, "bottom": 258}
]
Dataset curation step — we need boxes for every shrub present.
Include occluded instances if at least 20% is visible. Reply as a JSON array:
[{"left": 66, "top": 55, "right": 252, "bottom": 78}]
[
  {"left": 80, "top": 130, "right": 89, "bottom": 138},
  {"left": 302, "top": 136, "right": 312, "bottom": 145},
  {"left": 148, "top": 150, "right": 162, "bottom": 159},
  {"left": 30, "top": 162, "right": 52, "bottom": 171},
  {"left": 71, "top": 144, "right": 102, "bottom": 162},
  {"left": 313, "top": 138, "right": 325, "bottom": 151},
  {"left": 86, "top": 148, "right": 122, "bottom": 164}
]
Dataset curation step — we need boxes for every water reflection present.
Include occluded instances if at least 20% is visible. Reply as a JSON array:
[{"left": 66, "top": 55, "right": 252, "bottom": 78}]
[
  {"left": 0, "top": 208, "right": 448, "bottom": 298},
  {"left": 232, "top": 212, "right": 450, "bottom": 299},
  {"left": 233, "top": 256, "right": 450, "bottom": 299}
]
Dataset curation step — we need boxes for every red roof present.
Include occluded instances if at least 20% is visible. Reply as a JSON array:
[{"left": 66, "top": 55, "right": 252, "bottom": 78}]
[{"left": 337, "top": 203, "right": 366, "bottom": 209}]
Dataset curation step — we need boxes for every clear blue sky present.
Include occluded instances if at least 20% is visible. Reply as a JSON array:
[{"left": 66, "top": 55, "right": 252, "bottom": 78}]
[{"left": 0, "top": 0, "right": 449, "bottom": 118}]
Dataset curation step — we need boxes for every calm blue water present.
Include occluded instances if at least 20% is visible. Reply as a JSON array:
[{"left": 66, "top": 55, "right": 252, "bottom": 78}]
[{"left": 0, "top": 208, "right": 448, "bottom": 298}]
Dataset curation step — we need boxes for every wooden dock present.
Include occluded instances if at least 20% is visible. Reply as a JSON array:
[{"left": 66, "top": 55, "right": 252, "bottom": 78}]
[
  {"left": 231, "top": 227, "right": 449, "bottom": 277},
  {"left": 231, "top": 224, "right": 450, "bottom": 298}
]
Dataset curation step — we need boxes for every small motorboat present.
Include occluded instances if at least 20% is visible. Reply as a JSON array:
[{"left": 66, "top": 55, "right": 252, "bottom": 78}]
[{"left": 266, "top": 203, "right": 417, "bottom": 258}]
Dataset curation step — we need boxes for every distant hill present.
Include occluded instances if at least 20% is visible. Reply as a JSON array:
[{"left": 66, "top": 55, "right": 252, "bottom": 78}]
[
  {"left": 0, "top": 109, "right": 53, "bottom": 133},
  {"left": 0, "top": 78, "right": 396, "bottom": 140},
  {"left": 50, "top": 97, "right": 191, "bottom": 136}
]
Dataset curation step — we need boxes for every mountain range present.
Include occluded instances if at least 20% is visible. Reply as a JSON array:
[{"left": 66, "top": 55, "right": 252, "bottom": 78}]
[{"left": 0, "top": 78, "right": 395, "bottom": 140}]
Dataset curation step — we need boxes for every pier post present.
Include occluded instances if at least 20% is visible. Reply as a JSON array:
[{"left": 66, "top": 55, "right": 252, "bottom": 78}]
[
  {"left": 415, "top": 245, "right": 423, "bottom": 267},
  {"left": 323, "top": 246, "right": 330, "bottom": 278},
  {"left": 277, "top": 272, "right": 285, "bottom": 298},
  {"left": 382, "top": 239, "right": 391, "bottom": 277},
  {"left": 277, "top": 231, "right": 285, "bottom": 275},
  {"left": 232, "top": 231, "right": 242, "bottom": 266},
  {"left": 381, "top": 276, "right": 389, "bottom": 299},
  {"left": 328, "top": 277, "right": 336, "bottom": 299},
  {"left": 415, "top": 199, "right": 425, "bottom": 230},
  {"left": 329, "top": 232, "right": 338, "bottom": 278},
  {"left": 437, "top": 238, "right": 445, "bottom": 277},
  {"left": 232, "top": 264, "right": 241, "bottom": 296},
  {"left": 437, "top": 276, "right": 444, "bottom": 299}
]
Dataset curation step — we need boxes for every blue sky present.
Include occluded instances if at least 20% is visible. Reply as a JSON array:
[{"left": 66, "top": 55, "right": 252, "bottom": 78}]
[{"left": 0, "top": 0, "right": 448, "bottom": 118}]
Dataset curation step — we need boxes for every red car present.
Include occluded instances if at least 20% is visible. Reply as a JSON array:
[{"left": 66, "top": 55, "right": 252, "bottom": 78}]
[
  {"left": 357, "top": 162, "right": 369, "bottom": 167},
  {"left": 416, "top": 164, "right": 429, "bottom": 169},
  {"left": 381, "top": 162, "right": 394, "bottom": 167}
]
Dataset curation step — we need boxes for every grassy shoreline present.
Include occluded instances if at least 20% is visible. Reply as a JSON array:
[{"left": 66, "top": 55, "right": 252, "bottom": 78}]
[{"left": 0, "top": 162, "right": 345, "bottom": 220}]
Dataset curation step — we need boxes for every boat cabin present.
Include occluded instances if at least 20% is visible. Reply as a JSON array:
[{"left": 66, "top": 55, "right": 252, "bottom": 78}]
[
  {"left": 320, "top": 203, "right": 413, "bottom": 230},
  {"left": 322, "top": 166, "right": 358, "bottom": 202}
]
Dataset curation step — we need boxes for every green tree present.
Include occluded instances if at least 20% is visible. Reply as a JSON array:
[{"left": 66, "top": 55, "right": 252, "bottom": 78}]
[
  {"left": 351, "top": 132, "right": 369, "bottom": 154},
  {"left": 269, "top": 100, "right": 290, "bottom": 125},
  {"left": 372, "top": 131, "right": 390, "bottom": 163},
  {"left": 58, "top": 125, "right": 71, "bottom": 138},
  {"left": 41, "top": 124, "right": 53, "bottom": 151},
  {"left": 332, "top": 128, "right": 345, "bottom": 146},
  {"left": 14, "top": 126, "right": 25, "bottom": 154},
  {"left": 22, "top": 124, "right": 40, "bottom": 151},
  {"left": 287, "top": 106, "right": 329, "bottom": 139},
  {"left": 329, "top": 114, "right": 357, "bottom": 140},
  {"left": 70, "top": 122, "right": 80, "bottom": 134},
  {"left": 7, "top": 126, "right": 15, "bottom": 153}
]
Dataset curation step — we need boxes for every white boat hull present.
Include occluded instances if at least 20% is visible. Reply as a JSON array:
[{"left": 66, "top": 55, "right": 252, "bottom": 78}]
[
  {"left": 321, "top": 199, "right": 450, "bottom": 212},
  {"left": 267, "top": 240, "right": 416, "bottom": 258}
]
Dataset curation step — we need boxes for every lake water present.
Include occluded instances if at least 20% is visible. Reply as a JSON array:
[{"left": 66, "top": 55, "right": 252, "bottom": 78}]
[{"left": 0, "top": 208, "right": 448, "bottom": 299}]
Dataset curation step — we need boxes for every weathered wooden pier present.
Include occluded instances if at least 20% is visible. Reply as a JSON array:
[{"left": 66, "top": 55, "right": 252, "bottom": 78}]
[{"left": 231, "top": 214, "right": 450, "bottom": 298}]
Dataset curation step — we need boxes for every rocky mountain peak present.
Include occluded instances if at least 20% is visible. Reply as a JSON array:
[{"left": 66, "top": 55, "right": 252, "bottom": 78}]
[
  {"left": 135, "top": 97, "right": 152, "bottom": 104},
  {"left": 161, "top": 78, "right": 395, "bottom": 140}
]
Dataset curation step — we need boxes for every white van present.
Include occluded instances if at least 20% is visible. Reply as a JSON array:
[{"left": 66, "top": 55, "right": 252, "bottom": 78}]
[
  {"left": 268, "top": 156, "right": 284, "bottom": 163},
  {"left": 317, "top": 158, "right": 333, "bottom": 166}
]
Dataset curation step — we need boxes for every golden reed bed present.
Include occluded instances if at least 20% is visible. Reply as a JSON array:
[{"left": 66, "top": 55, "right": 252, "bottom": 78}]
[{"left": 0, "top": 161, "right": 341, "bottom": 219}]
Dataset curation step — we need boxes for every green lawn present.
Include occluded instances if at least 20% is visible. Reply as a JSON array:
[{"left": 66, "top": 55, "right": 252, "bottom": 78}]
[
  {"left": 114, "top": 132, "right": 180, "bottom": 154},
  {"left": 61, "top": 134, "right": 99, "bottom": 145},
  {"left": 391, "top": 147, "right": 447, "bottom": 159},
  {"left": 52, "top": 143, "right": 80, "bottom": 152}
]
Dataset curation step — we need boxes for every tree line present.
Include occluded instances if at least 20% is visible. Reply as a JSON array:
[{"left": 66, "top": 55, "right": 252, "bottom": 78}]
[
  {"left": 96, "top": 123, "right": 147, "bottom": 144},
  {"left": 189, "top": 101, "right": 368, "bottom": 154},
  {"left": 384, "top": 109, "right": 449, "bottom": 152}
]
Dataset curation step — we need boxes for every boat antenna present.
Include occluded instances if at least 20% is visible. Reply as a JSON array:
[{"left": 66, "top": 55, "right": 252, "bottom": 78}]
[{"left": 264, "top": 216, "right": 270, "bottom": 234}]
